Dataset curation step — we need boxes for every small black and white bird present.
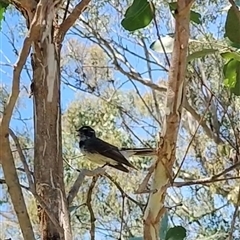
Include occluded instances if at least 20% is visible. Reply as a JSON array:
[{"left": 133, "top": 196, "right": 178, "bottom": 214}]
[{"left": 76, "top": 126, "right": 155, "bottom": 173}]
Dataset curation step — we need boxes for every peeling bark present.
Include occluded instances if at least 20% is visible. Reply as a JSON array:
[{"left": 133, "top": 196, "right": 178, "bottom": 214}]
[
  {"left": 32, "top": 40, "right": 64, "bottom": 239},
  {"left": 143, "top": 1, "right": 193, "bottom": 239}
]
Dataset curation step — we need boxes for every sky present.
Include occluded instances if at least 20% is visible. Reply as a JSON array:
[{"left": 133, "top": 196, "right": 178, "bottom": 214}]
[
  {"left": 0, "top": 6, "right": 163, "bottom": 239},
  {"left": 0, "top": 1, "right": 234, "bottom": 239}
]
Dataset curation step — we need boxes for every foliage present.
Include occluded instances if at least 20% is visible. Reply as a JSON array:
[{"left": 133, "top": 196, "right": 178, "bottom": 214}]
[{"left": 0, "top": 0, "right": 8, "bottom": 30}]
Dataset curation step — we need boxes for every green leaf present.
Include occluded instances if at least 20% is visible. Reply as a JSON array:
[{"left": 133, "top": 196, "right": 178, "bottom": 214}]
[
  {"left": 223, "top": 59, "right": 240, "bottom": 95},
  {"left": 221, "top": 51, "right": 240, "bottom": 61},
  {"left": 225, "top": 6, "right": 240, "bottom": 44},
  {"left": 232, "top": 63, "right": 240, "bottom": 95},
  {"left": 160, "top": 212, "right": 169, "bottom": 240},
  {"left": 189, "top": 10, "right": 202, "bottom": 25},
  {"left": 223, "top": 59, "right": 238, "bottom": 88},
  {"left": 223, "top": 60, "right": 240, "bottom": 96},
  {"left": 121, "top": 0, "right": 155, "bottom": 31},
  {"left": 225, "top": 37, "right": 240, "bottom": 49},
  {"left": 187, "top": 49, "right": 217, "bottom": 62},
  {"left": 169, "top": 2, "right": 202, "bottom": 25},
  {"left": 165, "top": 226, "right": 186, "bottom": 240},
  {"left": 0, "top": 0, "right": 8, "bottom": 30},
  {"left": 169, "top": 2, "right": 177, "bottom": 12}
]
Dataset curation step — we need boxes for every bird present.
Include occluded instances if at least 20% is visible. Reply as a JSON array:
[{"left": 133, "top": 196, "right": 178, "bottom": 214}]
[{"left": 76, "top": 125, "right": 155, "bottom": 173}]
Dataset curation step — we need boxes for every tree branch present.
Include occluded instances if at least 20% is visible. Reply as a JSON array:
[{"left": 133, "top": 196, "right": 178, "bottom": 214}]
[
  {"left": 8, "top": 128, "right": 34, "bottom": 191},
  {"left": 105, "top": 173, "right": 144, "bottom": 211},
  {"left": 0, "top": 178, "right": 29, "bottom": 191},
  {"left": 229, "top": 185, "right": 240, "bottom": 240},
  {"left": 174, "top": 176, "right": 240, "bottom": 187},
  {"left": 0, "top": 4, "right": 44, "bottom": 238},
  {"left": 67, "top": 167, "right": 105, "bottom": 205},
  {"left": 183, "top": 96, "right": 223, "bottom": 144},
  {"left": 86, "top": 176, "right": 98, "bottom": 240},
  {"left": 58, "top": 0, "right": 91, "bottom": 41}
]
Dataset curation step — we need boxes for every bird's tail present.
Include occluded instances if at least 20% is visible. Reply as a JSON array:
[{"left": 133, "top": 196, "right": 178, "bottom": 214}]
[{"left": 120, "top": 147, "right": 156, "bottom": 158}]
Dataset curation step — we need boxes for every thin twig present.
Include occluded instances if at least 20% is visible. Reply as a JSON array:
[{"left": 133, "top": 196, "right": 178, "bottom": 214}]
[
  {"left": 0, "top": 178, "right": 29, "bottom": 191},
  {"left": 174, "top": 95, "right": 213, "bottom": 181},
  {"left": 228, "top": 185, "right": 240, "bottom": 240},
  {"left": 119, "top": 194, "right": 125, "bottom": 240},
  {"left": 135, "top": 164, "right": 155, "bottom": 194},
  {"left": 183, "top": 97, "right": 222, "bottom": 144},
  {"left": 174, "top": 176, "right": 240, "bottom": 187},
  {"left": 76, "top": 20, "right": 166, "bottom": 93},
  {"left": 62, "top": 0, "right": 71, "bottom": 22},
  {"left": 130, "top": 77, "right": 161, "bottom": 126},
  {"left": 151, "top": 0, "right": 170, "bottom": 67},
  {"left": 8, "top": 128, "right": 34, "bottom": 191},
  {"left": 105, "top": 173, "right": 144, "bottom": 211},
  {"left": 140, "top": 38, "right": 162, "bottom": 124}
]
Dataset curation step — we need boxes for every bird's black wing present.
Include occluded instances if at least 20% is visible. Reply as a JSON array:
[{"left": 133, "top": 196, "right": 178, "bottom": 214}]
[{"left": 85, "top": 137, "right": 136, "bottom": 169}]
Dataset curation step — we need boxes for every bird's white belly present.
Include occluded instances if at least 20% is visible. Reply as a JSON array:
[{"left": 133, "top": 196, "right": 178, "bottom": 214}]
[{"left": 84, "top": 153, "right": 118, "bottom": 166}]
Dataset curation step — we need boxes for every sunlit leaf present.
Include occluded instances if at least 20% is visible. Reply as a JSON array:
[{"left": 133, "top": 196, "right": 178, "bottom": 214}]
[
  {"left": 231, "top": 61, "right": 240, "bottom": 96},
  {"left": 223, "top": 59, "right": 240, "bottom": 95},
  {"left": 121, "top": 0, "right": 155, "bottom": 31},
  {"left": 187, "top": 49, "right": 217, "bottom": 61},
  {"left": 221, "top": 51, "right": 240, "bottom": 61}
]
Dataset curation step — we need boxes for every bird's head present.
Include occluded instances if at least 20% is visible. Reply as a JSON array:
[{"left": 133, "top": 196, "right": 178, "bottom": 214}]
[{"left": 76, "top": 126, "right": 96, "bottom": 140}]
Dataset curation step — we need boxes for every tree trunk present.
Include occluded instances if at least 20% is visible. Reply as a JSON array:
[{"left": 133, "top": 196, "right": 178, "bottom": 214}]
[
  {"left": 29, "top": 6, "right": 67, "bottom": 239},
  {"left": 143, "top": 1, "right": 192, "bottom": 239},
  {"left": 1, "top": 0, "right": 90, "bottom": 239},
  {"left": 32, "top": 33, "right": 65, "bottom": 240}
]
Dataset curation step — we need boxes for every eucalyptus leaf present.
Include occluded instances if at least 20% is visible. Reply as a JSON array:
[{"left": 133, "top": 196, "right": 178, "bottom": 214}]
[
  {"left": 223, "top": 59, "right": 240, "bottom": 95},
  {"left": 187, "top": 49, "right": 217, "bottom": 62},
  {"left": 0, "top": 0, "right": 8, "bottom": 30},
  {"left": 165, "top": 226, "right": 186, "bottom": 240},
  {"left": 225, "top": 6, "right": 240, "bottom": 44},
  {"left": 221, "top": 51, "right": 240, "bottom": 61},
  {"left": 121, "top": 0, "right": 155, "bottom": 31}
]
